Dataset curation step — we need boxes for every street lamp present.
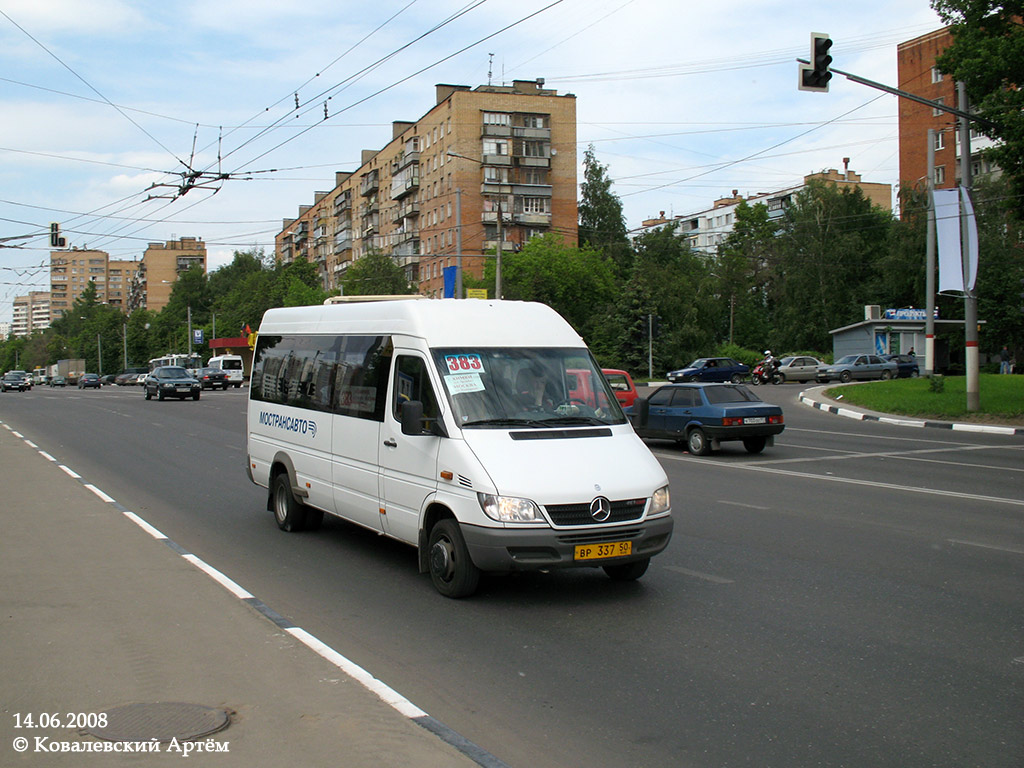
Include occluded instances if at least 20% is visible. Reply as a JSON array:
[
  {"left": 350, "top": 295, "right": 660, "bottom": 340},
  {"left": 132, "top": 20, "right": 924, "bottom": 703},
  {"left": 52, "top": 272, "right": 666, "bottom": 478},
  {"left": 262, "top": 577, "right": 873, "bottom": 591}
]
[{"left": 447, "top": 149, "right": 505, "bottom": 299}]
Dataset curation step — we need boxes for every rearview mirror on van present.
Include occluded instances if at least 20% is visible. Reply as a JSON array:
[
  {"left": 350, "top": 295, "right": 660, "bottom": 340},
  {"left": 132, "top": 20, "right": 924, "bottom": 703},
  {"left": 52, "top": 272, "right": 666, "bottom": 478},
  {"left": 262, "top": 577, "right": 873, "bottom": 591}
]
[
  {"left": 400, "top": 400, "right": 447, "bottom": 437},
  {"left": 633, "top": 397, "right": 649, "bottom": 427}
]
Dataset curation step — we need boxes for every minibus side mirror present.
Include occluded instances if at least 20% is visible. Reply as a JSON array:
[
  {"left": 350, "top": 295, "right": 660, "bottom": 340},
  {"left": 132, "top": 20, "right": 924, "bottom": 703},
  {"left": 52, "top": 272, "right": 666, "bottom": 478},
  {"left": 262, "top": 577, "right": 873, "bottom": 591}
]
[
  {"left": 401, "top": 400, "right": 448, "bottom": 438},
  {"left": 633, "top": 397, "right": 649, "bottom": 427}
]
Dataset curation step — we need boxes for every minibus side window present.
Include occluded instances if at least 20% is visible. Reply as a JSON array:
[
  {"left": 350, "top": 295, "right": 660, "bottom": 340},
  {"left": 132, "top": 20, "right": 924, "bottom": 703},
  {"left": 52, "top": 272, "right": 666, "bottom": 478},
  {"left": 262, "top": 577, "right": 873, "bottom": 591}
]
[{"left": 393, "top": 356, "right": 440, "bottom": 427}]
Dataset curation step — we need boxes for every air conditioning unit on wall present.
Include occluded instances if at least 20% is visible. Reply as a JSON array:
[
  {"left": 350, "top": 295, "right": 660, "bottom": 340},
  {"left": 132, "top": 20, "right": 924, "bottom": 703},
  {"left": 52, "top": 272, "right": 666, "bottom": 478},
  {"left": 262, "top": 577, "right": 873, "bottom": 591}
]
[{"left": 864, "top": 305, "right": 881, "bottom": 321}]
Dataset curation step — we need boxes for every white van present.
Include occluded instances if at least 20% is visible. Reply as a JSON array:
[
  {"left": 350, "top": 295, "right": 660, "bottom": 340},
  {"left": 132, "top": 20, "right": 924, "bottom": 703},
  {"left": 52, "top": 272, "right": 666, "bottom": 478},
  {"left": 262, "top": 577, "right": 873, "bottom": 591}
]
[
  {"left": 207, "top": 354, "right": 244, "bottom": 387},
  {"left": 246, "top": 300, "right": 672, "bottom": 597}
]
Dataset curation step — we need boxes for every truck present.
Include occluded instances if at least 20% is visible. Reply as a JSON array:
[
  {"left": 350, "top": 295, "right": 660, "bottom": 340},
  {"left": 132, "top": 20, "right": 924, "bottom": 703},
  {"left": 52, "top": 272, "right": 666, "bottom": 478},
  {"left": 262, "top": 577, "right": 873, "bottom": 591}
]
[{"left": 56, "top": 358, "right": 86, "bottom": 386}]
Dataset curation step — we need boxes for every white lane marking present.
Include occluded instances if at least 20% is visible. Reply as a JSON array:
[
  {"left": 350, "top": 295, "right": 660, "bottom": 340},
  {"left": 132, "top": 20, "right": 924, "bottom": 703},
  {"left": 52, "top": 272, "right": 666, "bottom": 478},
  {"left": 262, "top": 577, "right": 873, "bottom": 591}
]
[
  {"left": 182, "top": 555, "right": 254, "bottom": 599},
  {"left": 654, "top": 452, "right": 1024, "bottom": 508},
  {"left": 719, "top": 500, "right": 770, "bottom": 510},
  {"left": 38, "top": 451, "right": 56, "bottom": 462},
  {"left": 751, "top": 443, "right": 1016, "bottom": 467},
  {"left": 663, "top": 566, "right": 735, "bottom": 584},
  {"left": 84, "top": 484, "right": 116, "bottom": 503},
  {"left": 947, "top": 539, "right": 1024, "bottom": 556},
  {"left": 12, "top": 431, "right": 23, "bottom": 438},
  {"left": 285, "top": 626, "right": 428, "bottom": 719},
  {"left": 25, "top": 440, "right": 37, "bottom": 448},
  {"left": 58, "top": 465, "right": 81, "bottom": 479},
  {"left": 122, "top": 511, "right": 168, "bottom": 540}
]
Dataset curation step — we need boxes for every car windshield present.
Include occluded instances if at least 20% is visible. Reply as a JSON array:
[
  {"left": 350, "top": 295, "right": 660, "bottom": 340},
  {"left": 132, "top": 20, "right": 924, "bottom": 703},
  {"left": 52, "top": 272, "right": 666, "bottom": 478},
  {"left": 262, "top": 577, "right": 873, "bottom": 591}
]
[
  {"left": 432, "top": 347, "right": 627, "bottom": 429},
  {"left": 834, "top": 356, "right": 858, "bottom": 365},
  {"left": 686, "top": 359, "right": 709, "bottom": 369},
  {"left": 703, "top": 385, "right": 761, "bottom": 404},
  {"left": 779, "top": 357, "right": 795, "bottom": 365},
  {"left": 159, "top": 367, "right": 190, "bottom": 378}
]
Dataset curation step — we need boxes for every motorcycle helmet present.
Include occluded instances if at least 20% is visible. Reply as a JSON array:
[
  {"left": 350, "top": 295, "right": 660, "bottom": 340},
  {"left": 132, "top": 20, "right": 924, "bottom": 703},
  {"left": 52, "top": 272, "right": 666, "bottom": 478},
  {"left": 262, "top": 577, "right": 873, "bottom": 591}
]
[{"left": 763, "top": 350, "right": 771, "bottom": 356}]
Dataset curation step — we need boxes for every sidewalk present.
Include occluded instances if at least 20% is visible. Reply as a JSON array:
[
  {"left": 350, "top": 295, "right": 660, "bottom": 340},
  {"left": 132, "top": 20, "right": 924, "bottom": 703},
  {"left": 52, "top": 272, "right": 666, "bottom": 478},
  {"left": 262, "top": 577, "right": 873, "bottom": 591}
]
[{"left": 0, "top": 422, "right": 492, "bottom": 767}]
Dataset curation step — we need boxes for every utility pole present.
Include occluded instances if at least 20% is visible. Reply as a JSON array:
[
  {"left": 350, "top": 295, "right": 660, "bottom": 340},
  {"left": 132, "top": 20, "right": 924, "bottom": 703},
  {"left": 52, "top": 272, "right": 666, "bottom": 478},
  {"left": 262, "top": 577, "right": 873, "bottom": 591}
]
[
  {"left": 455, "top": 188, "right": 463, "bottom": 299},
  {"left": 925, "top": 129, "right": 936, "bottom": 376},
  {"left": 97, "top": 334, "right": 102, "bottom": 376},
  {"left": 496, "top": 198, "right": 503, "bottom": 300},
  {"left": 958, "top": 82, "right": 979, "bottom": 411}
]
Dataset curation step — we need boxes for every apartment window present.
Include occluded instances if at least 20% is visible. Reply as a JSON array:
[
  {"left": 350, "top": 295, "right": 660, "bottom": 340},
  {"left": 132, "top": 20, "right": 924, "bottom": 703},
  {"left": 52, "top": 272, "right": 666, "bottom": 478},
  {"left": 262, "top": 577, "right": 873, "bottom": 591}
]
[
  {"left": 484, "top": 166, "right": 510, "bottom": 183},
  {"left": 934, "top": 165, "right": 946, "bottom": 185},
  {"left": 483, "top": 112, "right": 510, "bottom": 126},
  {"left": 932, "top": 97, "right": 945, "bottom": 117},
  {"left": 520, "top": 168, "right": 547, "bottom": 185},
  {"left": 931, "top": 67, "right": 943, "bottom": 84},
  {"left": 934, "top": 130, "right": 945, "bottom": 151},
  {"left": 521, "top": 197, "right": 550, "bottom": 214},
  {"left": 483, "top": 139, "right": 508, "bottom": 156},
  {"left": 521, "top": 140, "right": 547, "bottom": 157},
  {"left": 520, "top": 114, "right": 547, "bottom": 129}
]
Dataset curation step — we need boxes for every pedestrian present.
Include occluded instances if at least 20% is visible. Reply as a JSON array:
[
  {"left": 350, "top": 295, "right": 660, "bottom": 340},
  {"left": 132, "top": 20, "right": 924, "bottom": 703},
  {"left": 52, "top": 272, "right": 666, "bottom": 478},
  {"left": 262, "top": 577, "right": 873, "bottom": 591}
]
[
  {"left": 908, "top": 347, "right": 915, "bottom": 356},
  {"left": 1000, "top": 345, "right": 1011, "bottom": 375}
]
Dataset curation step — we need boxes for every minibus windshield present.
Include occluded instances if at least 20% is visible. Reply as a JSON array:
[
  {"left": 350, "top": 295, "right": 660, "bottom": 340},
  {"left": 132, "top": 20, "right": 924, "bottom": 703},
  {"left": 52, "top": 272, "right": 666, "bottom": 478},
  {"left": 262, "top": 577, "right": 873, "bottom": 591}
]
[{"left": 432, "top": 347, "right": 627, "bottom": 428}]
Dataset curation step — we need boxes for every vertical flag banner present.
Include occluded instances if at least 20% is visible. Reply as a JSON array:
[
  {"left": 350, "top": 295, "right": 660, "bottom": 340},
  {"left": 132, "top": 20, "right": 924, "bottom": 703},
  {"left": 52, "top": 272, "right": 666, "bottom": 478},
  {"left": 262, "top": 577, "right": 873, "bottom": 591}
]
[{"left": 934, "top": 187, "right": 978, "bottom": 295}]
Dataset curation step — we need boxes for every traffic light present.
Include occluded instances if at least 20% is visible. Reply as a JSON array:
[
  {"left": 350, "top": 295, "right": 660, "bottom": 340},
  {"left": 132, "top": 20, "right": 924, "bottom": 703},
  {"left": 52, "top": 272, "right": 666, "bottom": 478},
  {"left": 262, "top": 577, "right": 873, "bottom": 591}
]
[
  {"left": 49, "top": 222, "right": 66, "bottom": 248},
  {"left": 799, "top": 33, "right": 832, "bottom": 92}
]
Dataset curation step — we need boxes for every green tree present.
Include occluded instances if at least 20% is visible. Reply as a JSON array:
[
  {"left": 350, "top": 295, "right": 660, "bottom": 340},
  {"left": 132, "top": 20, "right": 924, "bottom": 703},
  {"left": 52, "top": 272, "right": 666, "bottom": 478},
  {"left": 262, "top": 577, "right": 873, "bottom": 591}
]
[
  {"left": 494, "top": 233, "right": 617, "bottom": 340},
  {"left": 628, "top": 223, "right": 717, "bottom": 372},
  {"left": 339, "top": 251, "right": 415, "bottom": 296},
  {"left": 770, "top": 180, "right": 894, "bottom": 351},
  {"left": 932, "top": 0, "right": 1024, "bottom": 217},
  {"left": 578, "top": 145, "right": 632, "bottom": 278},
  {"left": 717, "top": 200, "right": 779, "bottom": 348}
]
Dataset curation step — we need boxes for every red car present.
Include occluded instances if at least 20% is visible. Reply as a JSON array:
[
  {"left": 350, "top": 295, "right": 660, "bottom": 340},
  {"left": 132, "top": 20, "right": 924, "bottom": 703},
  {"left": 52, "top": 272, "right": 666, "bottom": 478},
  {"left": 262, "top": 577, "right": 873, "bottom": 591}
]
[{"left": 601, "top": 369, "right": 639, "bottom": 408}]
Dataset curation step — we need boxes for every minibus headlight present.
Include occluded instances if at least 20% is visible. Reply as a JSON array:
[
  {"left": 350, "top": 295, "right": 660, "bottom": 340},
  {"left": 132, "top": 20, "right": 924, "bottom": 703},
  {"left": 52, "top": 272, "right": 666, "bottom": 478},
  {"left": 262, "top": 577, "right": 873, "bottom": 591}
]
[
  {"left": 477, "top": 493, "right": 542, "bottom": 523},
  {"left": 650, "top": 485, "right": 670, "bottom": 516}
]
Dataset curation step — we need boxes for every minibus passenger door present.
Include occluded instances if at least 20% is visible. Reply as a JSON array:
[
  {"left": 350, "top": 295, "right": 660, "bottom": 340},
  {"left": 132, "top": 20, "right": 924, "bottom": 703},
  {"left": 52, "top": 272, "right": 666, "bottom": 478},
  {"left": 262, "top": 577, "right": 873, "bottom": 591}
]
[{"left": 379, "top": 355, "right": 442, "bottom": 544}]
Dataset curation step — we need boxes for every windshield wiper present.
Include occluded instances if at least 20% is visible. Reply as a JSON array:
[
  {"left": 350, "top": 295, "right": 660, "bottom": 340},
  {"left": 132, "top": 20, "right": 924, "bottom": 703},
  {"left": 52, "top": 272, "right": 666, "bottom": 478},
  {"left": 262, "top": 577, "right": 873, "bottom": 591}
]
[{"left": 460, "top": 418, "right": 549, "bottom": 428}]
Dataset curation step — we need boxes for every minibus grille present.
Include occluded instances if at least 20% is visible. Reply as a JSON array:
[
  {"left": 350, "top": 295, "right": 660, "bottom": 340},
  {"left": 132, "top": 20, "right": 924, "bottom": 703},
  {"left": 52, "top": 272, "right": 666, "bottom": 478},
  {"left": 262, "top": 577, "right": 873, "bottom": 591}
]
[{"left": 544, "top": 498, "right": 647, "bottom": 526}]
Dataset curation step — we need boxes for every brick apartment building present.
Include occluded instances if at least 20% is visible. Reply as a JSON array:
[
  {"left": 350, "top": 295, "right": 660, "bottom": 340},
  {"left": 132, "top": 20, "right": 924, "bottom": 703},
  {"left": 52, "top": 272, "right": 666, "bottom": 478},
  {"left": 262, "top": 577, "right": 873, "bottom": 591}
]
[
  {"left": 276, "top": 79, "right": 578, "bottom": 297},
  {"left": 11, "top": 290, "right": 51, "bottom": 337},
  {"left": 49, "top": 237, "right": 206, "bottom": 321},
  {"left": 897, "top": 28, "right": 999, "bottom": 192}
]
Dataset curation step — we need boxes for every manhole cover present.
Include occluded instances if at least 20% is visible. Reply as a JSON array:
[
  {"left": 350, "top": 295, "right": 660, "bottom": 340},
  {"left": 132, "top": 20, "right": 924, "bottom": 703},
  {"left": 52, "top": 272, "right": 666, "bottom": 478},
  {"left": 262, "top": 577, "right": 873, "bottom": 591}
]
[{"left": 83, "top": 702, "right": 230, "bottom": 743}]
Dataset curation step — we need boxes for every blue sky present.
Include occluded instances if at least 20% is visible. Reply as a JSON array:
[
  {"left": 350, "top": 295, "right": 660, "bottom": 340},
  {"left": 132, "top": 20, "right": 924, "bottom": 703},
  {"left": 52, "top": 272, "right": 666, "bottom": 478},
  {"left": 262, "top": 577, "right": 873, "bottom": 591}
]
[{"left": 0, "top": 0, "right": 945, "bottom": 323}]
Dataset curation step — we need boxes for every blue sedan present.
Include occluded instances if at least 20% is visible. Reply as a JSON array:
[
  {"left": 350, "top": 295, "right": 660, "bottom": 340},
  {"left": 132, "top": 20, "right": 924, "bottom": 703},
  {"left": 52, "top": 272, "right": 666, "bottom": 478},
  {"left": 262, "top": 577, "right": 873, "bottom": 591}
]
[
  {"left": 666, "top": 357, "right": 749, "bottom": 384},
  {"left": 627, "top": 383, "right": 784, "bottom": 455}
]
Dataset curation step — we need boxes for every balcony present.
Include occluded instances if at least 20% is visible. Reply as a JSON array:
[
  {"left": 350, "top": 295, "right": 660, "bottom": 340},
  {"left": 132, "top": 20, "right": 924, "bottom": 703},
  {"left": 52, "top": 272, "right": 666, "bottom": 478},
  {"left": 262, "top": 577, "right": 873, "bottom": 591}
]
[
  {"left": 482, "top": 124, "right": 512, "bottom": 137},
  {"left": 393, "top": 200, "right": 420, "bottom": 222},
  {"left": 515, "top": 156, "right": 550, "bottom": 168},
  {"left": 391, "top": 174, "right": 420, "bottom": 201},
  {"left": 391, "top": 150, "right": 420, "bottom": 173},
  {"left": 512, "top": 126, "right": 550, "bottom": 140},
  {"left": 514, "top": 212, "right": 552, "bottom": 226},
  {"left": 360, "top": 172, "right": 379, "bottom": 196},
  {"left": 482, "top": 154, "right": 512, "bottom": 166},
  {"left": 392, "top": 240, "right": 420, "bottom": 258}
]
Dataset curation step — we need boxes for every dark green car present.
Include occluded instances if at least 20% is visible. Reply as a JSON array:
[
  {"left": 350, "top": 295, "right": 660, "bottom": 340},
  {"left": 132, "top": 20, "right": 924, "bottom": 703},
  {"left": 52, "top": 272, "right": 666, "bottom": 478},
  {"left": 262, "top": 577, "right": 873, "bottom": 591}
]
[{"left": 144, "top": 366, "right": 201, "bottom": 401}]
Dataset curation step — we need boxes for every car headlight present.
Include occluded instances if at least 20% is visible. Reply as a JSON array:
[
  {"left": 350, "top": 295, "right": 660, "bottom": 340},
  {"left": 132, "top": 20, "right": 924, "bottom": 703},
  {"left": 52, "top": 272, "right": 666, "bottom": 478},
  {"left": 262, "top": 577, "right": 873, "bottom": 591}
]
[
  {"left": 650, "top": 485, "right": 670, "bottom": 516},
  {"left": 477, "top": 493, "right": 542, "bottom": 523}
]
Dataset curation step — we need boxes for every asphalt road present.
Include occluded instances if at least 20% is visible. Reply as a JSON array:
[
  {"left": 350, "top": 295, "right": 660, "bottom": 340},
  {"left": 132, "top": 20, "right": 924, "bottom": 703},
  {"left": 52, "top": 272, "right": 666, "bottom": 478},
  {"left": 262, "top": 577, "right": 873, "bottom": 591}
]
[{"left": 2, "top": 382, "right": 1021, "bottom": 768}]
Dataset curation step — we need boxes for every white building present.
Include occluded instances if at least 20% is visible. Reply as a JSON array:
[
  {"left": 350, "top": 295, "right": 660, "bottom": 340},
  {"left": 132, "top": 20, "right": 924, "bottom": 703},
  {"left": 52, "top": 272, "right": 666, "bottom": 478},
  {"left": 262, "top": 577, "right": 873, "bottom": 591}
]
[{"left": 631, "top": 166, "right": 892, "bottom": 254}]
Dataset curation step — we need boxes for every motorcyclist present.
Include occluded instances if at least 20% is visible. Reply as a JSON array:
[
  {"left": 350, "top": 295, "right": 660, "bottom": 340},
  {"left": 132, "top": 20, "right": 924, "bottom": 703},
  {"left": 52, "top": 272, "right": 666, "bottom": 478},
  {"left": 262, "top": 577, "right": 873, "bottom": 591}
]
[{"left": 762, "top": 350, "right": 778, "bottom": 373}]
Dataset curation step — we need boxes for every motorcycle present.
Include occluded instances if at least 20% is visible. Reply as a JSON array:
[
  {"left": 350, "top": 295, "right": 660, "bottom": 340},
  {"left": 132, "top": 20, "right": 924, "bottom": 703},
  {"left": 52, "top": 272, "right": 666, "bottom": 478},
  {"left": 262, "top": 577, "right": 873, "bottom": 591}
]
[{"left": 750, "top": 360, "right": 782, "bottom": 386}]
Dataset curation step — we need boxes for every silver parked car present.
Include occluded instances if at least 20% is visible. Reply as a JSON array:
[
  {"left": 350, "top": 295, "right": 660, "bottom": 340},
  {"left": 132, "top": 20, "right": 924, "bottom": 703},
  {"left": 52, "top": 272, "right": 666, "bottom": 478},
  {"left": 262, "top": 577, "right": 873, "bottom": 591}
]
[
  {"left": 816, "top": 354, "right": 898, "bottom": 383},
  {"left": 775, "top": 355, "right": 824, "bottom": 383}
]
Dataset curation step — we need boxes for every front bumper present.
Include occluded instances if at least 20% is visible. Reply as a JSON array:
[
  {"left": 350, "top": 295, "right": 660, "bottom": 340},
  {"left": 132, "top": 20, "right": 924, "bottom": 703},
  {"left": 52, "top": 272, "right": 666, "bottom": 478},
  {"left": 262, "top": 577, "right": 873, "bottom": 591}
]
[{"left": 460, "top": 515, "right": 674, "bottom": 573}]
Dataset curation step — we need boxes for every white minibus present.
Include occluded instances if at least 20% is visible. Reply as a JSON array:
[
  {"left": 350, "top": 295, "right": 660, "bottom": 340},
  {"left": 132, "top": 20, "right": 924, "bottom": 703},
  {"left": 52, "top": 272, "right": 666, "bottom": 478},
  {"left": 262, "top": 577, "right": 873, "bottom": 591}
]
[
  {"left": 246, "top": 299, "right": 672, "bottom": 598},
  {"left": 207, "top": 354, "right": 244, "bottom": 387}
]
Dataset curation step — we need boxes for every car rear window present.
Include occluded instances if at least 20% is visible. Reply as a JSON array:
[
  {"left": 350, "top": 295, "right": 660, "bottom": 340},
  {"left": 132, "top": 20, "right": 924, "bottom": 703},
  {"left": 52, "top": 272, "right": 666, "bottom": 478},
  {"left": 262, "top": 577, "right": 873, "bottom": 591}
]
[{"left": 704, "top": 385, "right": 760, "bottom": 404}]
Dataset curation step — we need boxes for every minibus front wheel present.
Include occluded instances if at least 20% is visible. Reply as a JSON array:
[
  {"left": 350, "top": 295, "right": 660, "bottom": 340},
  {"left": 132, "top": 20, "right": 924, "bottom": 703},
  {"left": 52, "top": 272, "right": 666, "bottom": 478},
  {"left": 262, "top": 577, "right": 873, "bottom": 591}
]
[{"left": 427, "top": 519, "right": 480, "bottom": 599}]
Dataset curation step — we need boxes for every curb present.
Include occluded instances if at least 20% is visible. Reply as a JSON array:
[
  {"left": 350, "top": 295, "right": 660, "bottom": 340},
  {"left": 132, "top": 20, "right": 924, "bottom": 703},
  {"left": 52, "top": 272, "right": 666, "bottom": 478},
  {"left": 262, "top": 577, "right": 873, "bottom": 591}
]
[{"left": 797, "top": 388, "right": 1024, "bottom": 436}]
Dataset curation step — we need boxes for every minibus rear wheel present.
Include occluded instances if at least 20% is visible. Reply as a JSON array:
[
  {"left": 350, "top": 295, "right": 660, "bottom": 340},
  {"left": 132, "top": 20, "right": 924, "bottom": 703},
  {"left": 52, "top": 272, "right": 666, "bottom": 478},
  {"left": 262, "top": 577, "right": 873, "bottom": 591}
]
[
  {"left": 272, "top": 472, "right": 308, "bottom": 532},
  {"left": 427, "top": 519, "right": 480, "bottom": 598}
]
